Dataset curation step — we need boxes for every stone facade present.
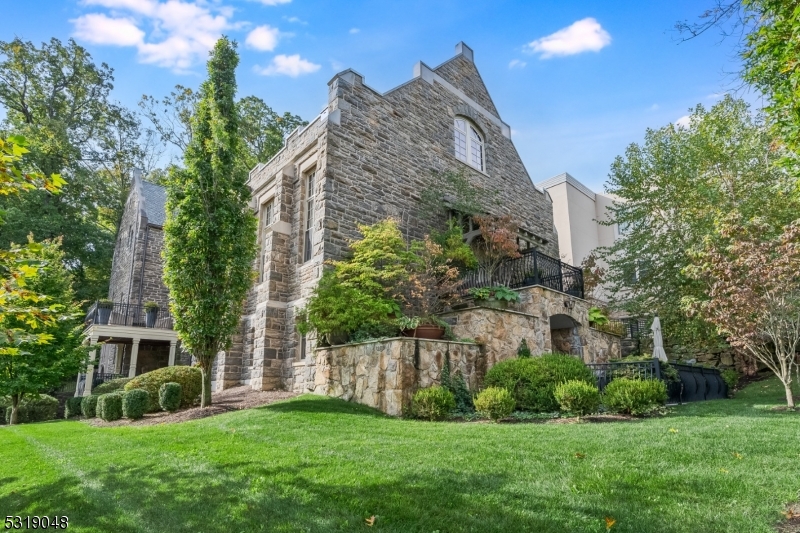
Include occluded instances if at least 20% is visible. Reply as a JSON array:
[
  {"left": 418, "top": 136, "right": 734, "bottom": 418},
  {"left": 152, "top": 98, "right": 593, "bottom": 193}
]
[{"left": 237, "top": 42, "right": 560, "bottom": 392}]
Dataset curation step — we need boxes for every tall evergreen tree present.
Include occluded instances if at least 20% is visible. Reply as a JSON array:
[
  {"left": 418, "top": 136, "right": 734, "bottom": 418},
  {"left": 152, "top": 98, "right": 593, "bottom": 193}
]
[{"left": 162, "top": 38, "right": 257, "bottom": 407}]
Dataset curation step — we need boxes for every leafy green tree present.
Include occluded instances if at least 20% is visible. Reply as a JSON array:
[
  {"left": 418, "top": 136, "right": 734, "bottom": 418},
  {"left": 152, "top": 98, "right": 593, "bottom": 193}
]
[
  {"left": 0, "top": 237, "right": 87, "bottom": 424},
  {"left": 163, "top": 38, "right": 257, "bottom": 407},
  {"left": 0, "top": 37, "right": 151, "bottom": 301},
  {"left": 140, "top": 87, "right": 306, "bottom": 170},
  {"left": 598, "top": 96, "right": 799, "bottom": 350}
]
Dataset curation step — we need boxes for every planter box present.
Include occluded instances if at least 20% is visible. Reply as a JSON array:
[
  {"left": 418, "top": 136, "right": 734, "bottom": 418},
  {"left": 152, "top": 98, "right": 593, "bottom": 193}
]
[{"left": 145, "top": 309, "right": 159, "bottom": 328}]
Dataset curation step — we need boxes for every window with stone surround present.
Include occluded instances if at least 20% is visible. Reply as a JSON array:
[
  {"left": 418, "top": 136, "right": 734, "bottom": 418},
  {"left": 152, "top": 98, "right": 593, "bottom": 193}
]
[
  {"left": 259, "top": 199, "right": 275, "bottom": 283},
  {"left": 303, "top": 171, "right": 316, "bottom": 263},
  {"left": 454, "top": 117, "right": 484, "bottom": 171}
]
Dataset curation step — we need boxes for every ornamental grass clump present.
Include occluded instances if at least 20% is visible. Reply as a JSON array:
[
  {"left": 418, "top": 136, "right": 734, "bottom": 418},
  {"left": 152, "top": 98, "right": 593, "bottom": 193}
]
[
  {"left": 122, "top": 389, "right": 149, "bottom": 420},
  {"left": 97, "top": 393, "right": 123, "bottom": 422},
  {"left": 474, "top": 387, "right": 515, "bottom": 422},
  {"left": 554, "top": 380, "right": 601, "bottom": 418},
  {"left": 411, "top": 386, "right": 455, "bottom": 421},
  {"left": 159, "top": 382, "right": 182, "bottom": 412},
  {"left": 81, "top": 395, "right": 99, "bottom": 418},
  {"left": 64, "top": 396, "right": 83, "bottom": 419},
  {"left": 484, "top": 354, "right": 595, "bottom": 412},
  {"left": 603, "top": 378, "right": 668, "bottom": 416}
]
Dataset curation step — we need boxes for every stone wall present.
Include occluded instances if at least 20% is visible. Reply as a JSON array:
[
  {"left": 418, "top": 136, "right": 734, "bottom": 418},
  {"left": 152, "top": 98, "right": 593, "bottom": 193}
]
[{"left": 305, "top": 338, "right": 482, "bottom": 416}]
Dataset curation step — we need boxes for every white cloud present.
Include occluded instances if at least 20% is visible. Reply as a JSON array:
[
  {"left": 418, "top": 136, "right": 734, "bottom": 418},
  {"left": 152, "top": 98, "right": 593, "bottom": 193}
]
[
  {"left": 255, "top": 54, "right": 320, "bottom": 77},
  {"left": 508, "top": 59, "right": 526, "bottom": 69},
  {"left": 649, "top": 103, "right": 660, "bottom": 111},
  {"left": 525, "top": 17, "right": 611, "bottom": 59},
  {"left": 675, "top": 115, "right": 692, "bottom": 128},
  {"left": 253, "top": 0, "right": 291, "bottom": 5},
  {"left": 246, "top": 25, "right": 280, "bottom": 51},
  {"left": 331, "top": 60, "right": 344, "bottom": 71},
  {"left": 71, "top": 13, "right": 144, "bottom": 46},
  {"left": 349, "top": 28, "right": 360, "bottom": 34},
  {"left": 73, "top": 0, "right": 245, "bottom": 72},
  {"left": 284, "top": 16, "right": 306, "bottom": 24}
]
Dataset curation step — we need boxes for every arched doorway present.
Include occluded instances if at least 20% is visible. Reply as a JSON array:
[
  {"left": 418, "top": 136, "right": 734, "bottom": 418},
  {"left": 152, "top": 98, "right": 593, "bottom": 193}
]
[{"left": 549, "top": 314, "right": 583, "bottom": 357}]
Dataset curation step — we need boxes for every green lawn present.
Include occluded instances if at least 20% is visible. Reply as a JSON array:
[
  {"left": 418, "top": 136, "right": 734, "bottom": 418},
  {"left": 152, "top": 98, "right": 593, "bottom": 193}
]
[{"left": 1, "top": 378, "right": 798, "bottom": 533}]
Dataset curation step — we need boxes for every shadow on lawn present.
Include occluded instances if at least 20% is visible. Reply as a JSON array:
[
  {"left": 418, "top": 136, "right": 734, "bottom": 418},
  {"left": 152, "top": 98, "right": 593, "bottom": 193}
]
[
  {"left": 0, "top": 460, "right": 695, "bottom": 533},
  {"left": 260, "top": 394, "right": 389, "bottom": 418}
]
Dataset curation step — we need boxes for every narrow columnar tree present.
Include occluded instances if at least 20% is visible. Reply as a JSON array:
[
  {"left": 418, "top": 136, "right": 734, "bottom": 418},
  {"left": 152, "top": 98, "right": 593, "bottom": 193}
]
[{"left": 162, "top": 38, "right": 257, "bottom": 407}]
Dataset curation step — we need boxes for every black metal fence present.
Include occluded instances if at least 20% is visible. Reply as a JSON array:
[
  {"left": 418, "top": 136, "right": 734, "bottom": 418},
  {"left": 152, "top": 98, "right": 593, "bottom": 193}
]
[
  {"left": 587, "top": 360, "right": 727, "bottom": 403},
  {"left": 86, "top": 301, "right": 173, "bottom": 330},
  {"left": 460, "top": 248, "right": 584, "bottom": 299}
]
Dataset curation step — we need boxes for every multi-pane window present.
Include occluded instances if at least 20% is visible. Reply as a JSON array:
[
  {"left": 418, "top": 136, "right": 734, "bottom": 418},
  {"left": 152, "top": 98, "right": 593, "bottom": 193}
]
[
  {"left": 263, "top": 199, "right": 275, "bottom": 229},
  {"left": 303, "top": 172, "right": 315, "bottom": 263},
  {"left": 260, "top": 199, "right": 275, "bottom": 283},
  {"left": 454, "top": 118, "right": 484, "bottom": 172}
]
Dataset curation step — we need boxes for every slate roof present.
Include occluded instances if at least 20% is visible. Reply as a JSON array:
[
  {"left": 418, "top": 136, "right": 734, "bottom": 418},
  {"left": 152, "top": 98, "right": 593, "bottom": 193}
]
[{"left": 141, "top": 181, "right": 167, "bottom": 227}]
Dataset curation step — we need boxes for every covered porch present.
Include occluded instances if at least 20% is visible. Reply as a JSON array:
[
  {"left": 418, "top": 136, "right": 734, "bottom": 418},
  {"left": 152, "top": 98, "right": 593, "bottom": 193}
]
[{"left": 77, "top": 301, "right": 180, "bottom": 396}]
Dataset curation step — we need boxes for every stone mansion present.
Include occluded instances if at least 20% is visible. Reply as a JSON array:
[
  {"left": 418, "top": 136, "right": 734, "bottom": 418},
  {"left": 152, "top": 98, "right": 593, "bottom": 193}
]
[{"left": 87, "top": 42, "right": 620, "bottom": 403}]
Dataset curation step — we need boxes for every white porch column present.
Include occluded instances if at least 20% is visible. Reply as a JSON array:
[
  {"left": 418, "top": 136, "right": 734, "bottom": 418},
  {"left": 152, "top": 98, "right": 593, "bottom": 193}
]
[
  {"left": 168, "top": 340, "right": 177, "bottom": 366},
  {"left": 128, "top": 338, "right": 141, "bottom": 378},
  {"left": 81, "top": 335, "right": 99, "bottom": 397}
]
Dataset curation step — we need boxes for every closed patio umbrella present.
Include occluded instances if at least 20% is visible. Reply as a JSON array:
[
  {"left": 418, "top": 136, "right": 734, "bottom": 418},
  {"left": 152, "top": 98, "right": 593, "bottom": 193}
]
[{"left": 651, "top": 315, "right": 668, "bottom": 362}]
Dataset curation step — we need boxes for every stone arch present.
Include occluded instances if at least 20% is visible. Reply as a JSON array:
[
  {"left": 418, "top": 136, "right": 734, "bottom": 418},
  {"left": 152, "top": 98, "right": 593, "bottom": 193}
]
[
  {"left": 452, "top": 104, "right": 487, "bottom": 136},
  {"left": 549, "top": 313, "right": 583, "bottom": 356}
]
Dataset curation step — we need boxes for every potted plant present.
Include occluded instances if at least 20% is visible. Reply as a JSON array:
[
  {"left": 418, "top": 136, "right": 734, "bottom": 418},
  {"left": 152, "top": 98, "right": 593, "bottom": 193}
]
[
  {"left": 96, "top": 299, "right": 114, "bottom": 325},
  {"left": 144, "top": 301, "right": 159, "bottom": 328},
  {"left": 468, "top": 286, "right": 520, "bottom": 309},
  {"left": 396, "top": 237, "right": 463, "bottom": 340}
]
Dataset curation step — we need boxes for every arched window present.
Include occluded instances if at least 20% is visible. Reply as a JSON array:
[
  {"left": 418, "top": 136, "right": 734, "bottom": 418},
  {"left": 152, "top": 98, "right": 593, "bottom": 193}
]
[{"left": 454, "top": 118, "right": 484, "bottom": 171}]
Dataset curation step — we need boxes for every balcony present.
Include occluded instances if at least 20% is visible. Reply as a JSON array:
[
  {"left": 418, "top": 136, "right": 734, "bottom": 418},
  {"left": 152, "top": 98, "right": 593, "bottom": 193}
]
[
  {"left": 85, "top": 301, "right": 174, "bottom": 330},
  {"left": 460, "top": 248, "right": 584, "bottom": 299}
]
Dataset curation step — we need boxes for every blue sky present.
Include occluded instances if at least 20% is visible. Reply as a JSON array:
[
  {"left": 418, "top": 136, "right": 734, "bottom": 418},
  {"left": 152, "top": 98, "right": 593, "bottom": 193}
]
[{"left": 3, "top": 0, "right": 746, "bottom": 191}]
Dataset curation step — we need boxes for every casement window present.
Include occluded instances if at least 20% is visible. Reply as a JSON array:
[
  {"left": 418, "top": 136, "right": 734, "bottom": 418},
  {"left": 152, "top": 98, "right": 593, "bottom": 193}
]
[
  {"left": 454, "top": 117, "right": 484, "bottom": 171},
  {"left": 263, "top": 199, "right": 275, "bottom": 229},
  {"left": 303, "top": 171, "right": 315, "bottom": 263}
]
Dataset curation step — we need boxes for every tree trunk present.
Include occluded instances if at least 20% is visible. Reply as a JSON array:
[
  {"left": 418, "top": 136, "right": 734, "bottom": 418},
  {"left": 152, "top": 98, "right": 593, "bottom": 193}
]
[
  {"left": 784, "top": 382, "right": 795, "bottom": 409},
  {"left": 9, "top": 394, "right": 20, "bottom": 425},
  {"left": 200, "top": 361, "right": 213, "bottom": 408}
]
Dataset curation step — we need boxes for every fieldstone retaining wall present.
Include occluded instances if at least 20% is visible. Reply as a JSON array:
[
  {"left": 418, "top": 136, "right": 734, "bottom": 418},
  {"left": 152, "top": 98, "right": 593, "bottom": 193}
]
[{"left": 299, "top": 338, "right": 482, "bottom": 416}]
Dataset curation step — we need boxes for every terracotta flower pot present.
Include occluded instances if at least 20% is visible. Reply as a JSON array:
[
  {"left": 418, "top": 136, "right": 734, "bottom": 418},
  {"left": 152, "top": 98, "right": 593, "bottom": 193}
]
[{"left": 406, "top": 324, "right": 446, "bottom": 340}]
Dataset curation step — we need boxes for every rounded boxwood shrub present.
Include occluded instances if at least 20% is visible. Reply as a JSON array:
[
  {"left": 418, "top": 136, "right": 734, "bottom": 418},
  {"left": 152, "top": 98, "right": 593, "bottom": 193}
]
[
  {"left": 122, "top": 389, "right": 149, "bottom": 420},
  {"left": 93, "top": 377, "right": 133, "bottom": 395},
  {"left": 603, "top": 378, "right": 668, "bottom": 416},
  {"left": 124, "top": 366, "right": 202, "bottom": 412},
  {"left": 474, "top": 387, "right": 515, "bottom": 422},
  {"left": 411, "top": 386, "right": 455, "bottom": 421},
  {"left": 159, "top": 382, "right": 182, "bottom": 412},
  {"left": 484, "top": 354, "right": 595, "bottom": 412},
  {"left": 554, "top": 380, "right": 601, "bottom": 417},
  {"left": 81, "top": 395, "right": 100, "bottom": 418},
  {"left": 97, "top": 393, "right": 124, "bottom": 422},
  {"left": 64, "top": 396, "right": 84, "bottom": 419},
  {"left": 4, "top": 395, "right": 59, "bottom": 424}
]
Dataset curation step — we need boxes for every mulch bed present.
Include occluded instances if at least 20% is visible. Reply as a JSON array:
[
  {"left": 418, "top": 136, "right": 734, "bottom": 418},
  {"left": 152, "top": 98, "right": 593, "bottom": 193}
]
[
  {"left": 775, "top": 503, "right": 800, "bottom": 533},
  {"left": 84, "top": 386, "right": 297, "bottom": 427}
]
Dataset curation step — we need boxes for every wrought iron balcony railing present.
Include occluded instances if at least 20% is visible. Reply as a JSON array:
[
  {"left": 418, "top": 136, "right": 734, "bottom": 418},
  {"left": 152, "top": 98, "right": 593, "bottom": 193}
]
[
  {"left": 460, "top": 248, "right": 584, "bottom": 299},
  {"left": 85, "top": 301, "right": 174, "bottom": 330}
]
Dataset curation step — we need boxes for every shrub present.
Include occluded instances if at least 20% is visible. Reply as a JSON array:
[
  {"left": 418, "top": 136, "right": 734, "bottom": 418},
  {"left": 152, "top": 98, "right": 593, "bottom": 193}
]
[
  {"left": 4, "top": 395, "right": 59, "bottom": 424},
  {"left": 81, "top": 395, "right": 100, "bottom": 418},
  {"left": 517, "top": 339, "right": 532, "bottom": 358},
  {"left": 721, "top": 369, "right": 739, "bottom": 396},
  {"left": 93, "top": 377, "right": 133, "bottom": 395},
  {"left": 159, "top": 382, "right": 182, "bottom": 412},
  {"left": 124, "top": 366, "right": 202, "bottom": 412},
  {"left": 603, "top": 378, "right": 668, "bottom": 415},
  {"left": 97, "top": 393, "right": 123, "bottom": 422},
  {"left": 554, "top": 380, "right": 601, "bottom": 417},
  {"left": 122, "top": 389, "right": 149, "bottom": 420},
  {"left": 474, "top": 387, "right": 515, "bottom": 421},
  {"left": 411, "top": 386, "right": 455, "bottom": 421},
  {"left": 64, "top": 397, "right": 84, "bottom": 419},
  {"left": 440, "top": 363, "right": 473, "bottom": 413},
  {"left": 484, "top": 354, "right": 595, "bottom": 412}
]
